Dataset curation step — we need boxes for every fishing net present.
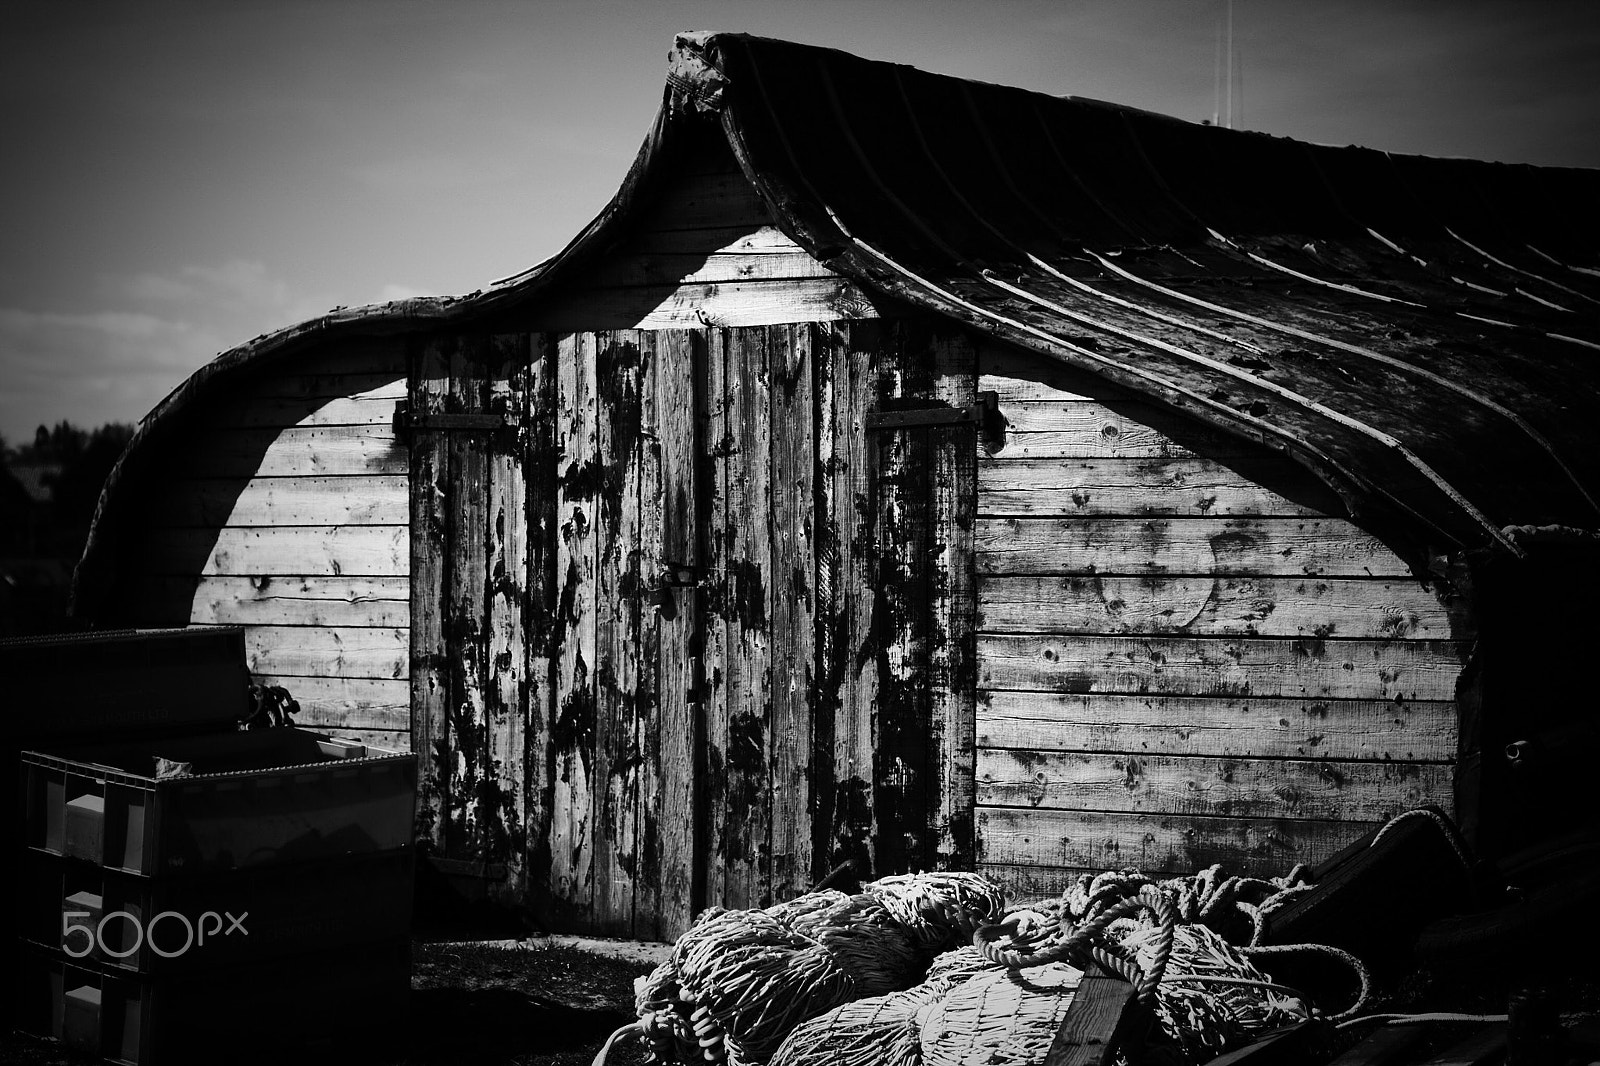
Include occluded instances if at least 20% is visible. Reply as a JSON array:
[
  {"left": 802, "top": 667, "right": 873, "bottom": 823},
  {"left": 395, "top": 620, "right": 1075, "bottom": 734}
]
[
  {"left": 918, "top": 962, "right": 1083, "bottom": 1066},
  {"left": 768, "top": 947, "right": 1003, "bottom": 1066},
  {"left": 622, "top": 865, "right": 1348, "bottom": 1066},
  {"left": 634, "top": 875, "right": 1008, "bottom": 1066},
  {"left": 1115, "top": 917, "right": 1306, "bottom": 1065},
  {"left": 864, "top": 873, "right": 1009, "bottom": 950}
]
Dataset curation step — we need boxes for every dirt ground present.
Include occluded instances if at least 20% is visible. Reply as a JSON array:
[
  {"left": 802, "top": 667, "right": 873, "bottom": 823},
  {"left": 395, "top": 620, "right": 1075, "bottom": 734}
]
[{"left": 3, "top": 941, "right": 657, "bottom": 1066}]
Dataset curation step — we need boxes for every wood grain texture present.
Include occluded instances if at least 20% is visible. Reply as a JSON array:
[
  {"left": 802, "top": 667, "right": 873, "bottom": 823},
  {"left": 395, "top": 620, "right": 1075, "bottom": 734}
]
[
  {"left": 823, "top": 320, "right": 877, "bottom": 877},
  {"left": 593, "top": 330, "right": 649, "bottom": 934},
  {"left": 979, "top": 574, "right": 1468, "bottom": 639},
  {"left": 527, "top": 277, "right": 884, "bottom": 333},
  {"left": 651, "top": 329, "right": 700, "bottom": 939},
  {"left": 251, "top": 674, "right": 410, "bottom": 731},
  {"left": 1045, "top": 968, "right": 1143, "bottom": 1066},
  {"left": 551, "top": 331, "right": 599, "bottom": 920},
  {"left": 978, "top": 457, "right": 1335, "bottom": 517},
  {"left": 149, "top": 476, "right": 409, "bottom": 527},
  {"left": 869, "top": 324, "right": 938, "bottom": 877},
  {"left": 134, "top": 575, "right": 410, "bottom": 628},
  {"left": 585, "top": 248, "right": 837, "bottom": 289},
  {"left": 139, "top": 525, "right": 408, "bottom": 577},
  {"left": 174, "top": 426, "right": 406, "bottom": 478},
  {"left": 484, "top": 332, "right": 531, "bottom": 906},
  {"left": 199, "top": 393, "right": 403, "bottom": 429},
  {"left": 769, "top": 323, "right": 815, "bottom": 902},
  {"left": 992, "top": 400, "right": 1244, "bottom": 459},
  {"left": 972, "top": 350, "right": 1469, "bottom": 879},
  {"left": 929, "top": 329, "right": 979, "bottom": 869},
  {"left": 409, "top": 334, "right": 450, "bottom": 856},
  {"left": 241, "top": 624, "right": 408, "bottom": 680},
  {"left": 633, "top": 330, "right": 665, "bottom": 935},
  {"left": 975, "top": 517, "right": 1423, "bottom": 578},
  {"left": 979, "top": 634, "right": 1469, "bottom": 701},
  {"left": 977, "top": 806, "right": 1378, "bottom": 876},
  {"left": 723, "top": 325, "right": 774, "bottom": 908},
  {"left": 976, "top": 749, "right": 1449, "bottom": 820},
  {"left": 701, "top": 326, "right": 734, "bottom": 904},
  {"left": 443, "top": 333, "right": 491, "bottom": 864},
  {"left": 523, "top": 331, "right": 560, "bottom": 929},
  {"left": 977, "top": 691, "right": 1458, "bottom": 761}
]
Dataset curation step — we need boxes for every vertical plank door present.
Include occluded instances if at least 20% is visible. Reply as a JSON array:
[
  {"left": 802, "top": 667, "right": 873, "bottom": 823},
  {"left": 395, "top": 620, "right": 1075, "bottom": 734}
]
[
  {"left": 544, "top": 329, "right": 703, "bottom": 937},
  {"left": 409, "top": 332, "right": 538, "bottom": 906},
  {"left": 862, "top": 322, "right": 979, "bottom": 874}
]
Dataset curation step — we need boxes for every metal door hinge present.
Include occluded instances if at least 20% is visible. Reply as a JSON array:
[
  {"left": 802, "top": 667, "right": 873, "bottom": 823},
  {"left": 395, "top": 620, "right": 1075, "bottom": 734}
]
[
  {"left": 864, "top": 391, "right": 1003, "bottom": 441},
  {"left": 394, "top": 400, "right": 519, "bottom": 441}
]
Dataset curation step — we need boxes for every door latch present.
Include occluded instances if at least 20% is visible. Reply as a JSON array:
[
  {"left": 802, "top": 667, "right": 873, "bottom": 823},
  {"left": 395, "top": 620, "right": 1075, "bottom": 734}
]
[{"left": 648, "top": 562, "right": 700, "bottom": 612}]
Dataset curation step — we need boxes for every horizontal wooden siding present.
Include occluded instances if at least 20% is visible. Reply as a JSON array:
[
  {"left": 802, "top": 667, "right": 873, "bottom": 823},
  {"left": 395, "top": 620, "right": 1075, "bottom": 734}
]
[
  {"left": 973, "top": 343, "right": 1472, "bottom": 893},
  {"left": 123, "top": 340, "right": 411, "bottom": 749}
]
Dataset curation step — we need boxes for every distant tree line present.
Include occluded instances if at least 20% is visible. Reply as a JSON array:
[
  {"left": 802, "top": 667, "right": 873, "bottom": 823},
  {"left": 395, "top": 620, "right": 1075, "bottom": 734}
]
[{"left": 1, "top": 421, "right": 136, "bottom": 634}]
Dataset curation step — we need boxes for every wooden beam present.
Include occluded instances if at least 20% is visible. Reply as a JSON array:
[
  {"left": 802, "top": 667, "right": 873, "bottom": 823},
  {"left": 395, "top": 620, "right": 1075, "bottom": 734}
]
[
  {"left": 484, "top": 332, "right": 532, "bottom": 906},
  {"left": 252, "top": 674, "right": 410, "bottom": 731},
  {"left": 723, "top": 324, "right": 774, "bottom": 908},
  {"left": 992, "top": 400, "right": 1244, "bottom": 459},
  {"left": 410, "top": 333, "right": 451, "bottom": 863},
  {"left": 978, "top": 634, "right": 1469, "bottom": 701},
  {"left": 526, "top": 276, "right": 885, "bottom": 333},
  {"left": 977, "top": 691, "right": 1458, "bottom": 762},
  {"left": 651, "top": 328, "right": 700, "bottom": 940},
  {"left": 140, "top": 525, "right": 408, "bottom": 577},
  {"left": 976, "top": 749, "right": 1451, "bottom": 821},
  {"left": 929, "top": 329, "right": 979, "bottom": 869},
  {"left": 979, "top": 574, "right": 1468, "bottom": 639},
  {"left": 199, "top": 393, "right": 403, "bottom": 429},
  {"left": 176, "top": 426, "right": 405, "bottom": 478},
  {"left": 979, "top": 457, "right": 1337, "bottom": 517},
  {"left": 551, "top": 330, "right": 600, "bottom": 921},
  {"left": 977, "top": 807, "right": 1377, "bottom": 876},
  {"left": 148, "top": 476, "right": 409, "bottom": 528},
  {"left": 975, "top": 517, "right": 1423, "bottom": 578},
  {"left": 769, "top": 323, "right": 816, "bottom": 902},
  {"left": 134, "top": 574, "right": 409, "bottom": 628},
  {"left": 593, "top": 330, "right": 649, "bottom": 935}
]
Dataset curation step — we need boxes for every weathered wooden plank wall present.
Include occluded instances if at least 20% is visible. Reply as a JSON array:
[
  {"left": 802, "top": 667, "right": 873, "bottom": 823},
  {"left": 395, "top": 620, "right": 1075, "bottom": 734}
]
[
  {"left": 408, "top": 333, "right": 537, "bottom": 900},
  {"left": 522, "top": 318, "right": 976, "bottom": 935},
  {"left": 972, "top": 343, "right": 1474, "bottom": 893},
  {"left": 811, "top": 321, "right": 977, "bottom": 878},
  {"left": 124, "top": 340, "right": 411, "bottom": 747},
  {"left": 522, "top": 134, "right": 884, "bottom": 334}
]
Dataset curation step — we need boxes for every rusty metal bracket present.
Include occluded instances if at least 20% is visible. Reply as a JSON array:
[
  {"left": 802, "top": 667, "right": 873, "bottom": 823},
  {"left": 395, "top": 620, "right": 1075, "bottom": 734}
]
[
  {"left": 394, "top": 400, "right": 520, "bottom": 442},
  {"left": 863, "top": 390, "right": 1004, "bottom": 445}
]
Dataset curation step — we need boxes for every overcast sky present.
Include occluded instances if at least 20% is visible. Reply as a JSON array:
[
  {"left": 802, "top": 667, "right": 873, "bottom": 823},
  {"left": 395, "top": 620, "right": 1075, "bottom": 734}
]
[{"left": 3, "top": 0, "right": 1597, "bottom": 446}]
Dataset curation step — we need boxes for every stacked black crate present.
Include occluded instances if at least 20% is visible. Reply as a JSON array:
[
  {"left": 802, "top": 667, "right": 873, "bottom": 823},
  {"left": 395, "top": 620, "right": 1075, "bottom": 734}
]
[{"left": 6, "top": 628, "right": 418, "bottom": 1065}]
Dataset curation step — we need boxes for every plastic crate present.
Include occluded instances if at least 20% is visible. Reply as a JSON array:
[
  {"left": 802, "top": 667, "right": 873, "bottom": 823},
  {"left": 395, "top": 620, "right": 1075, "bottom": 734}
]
[
  {"left": 18, "top": 846, "right": 414, "bottom": 975},
  {"left": 0, "top": 627, "right": 250, "bottom": 742},
  {"left": 21, "top": 729, "right": 416, "bottom": 876},
  {"left": 18, "top": 938, "right": 410, "bottom": 1065}
]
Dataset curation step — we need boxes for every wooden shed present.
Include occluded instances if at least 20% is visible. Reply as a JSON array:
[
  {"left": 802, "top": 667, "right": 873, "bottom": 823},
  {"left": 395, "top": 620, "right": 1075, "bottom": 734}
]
[{"left": 75, "top": 33, "right": 1600, "bottom": 939}]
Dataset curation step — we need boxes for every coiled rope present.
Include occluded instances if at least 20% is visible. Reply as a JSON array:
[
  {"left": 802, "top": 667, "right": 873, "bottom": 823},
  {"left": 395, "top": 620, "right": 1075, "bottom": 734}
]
[{"left": 972, "top": 883, "right": 1176, "bottom": 1001}]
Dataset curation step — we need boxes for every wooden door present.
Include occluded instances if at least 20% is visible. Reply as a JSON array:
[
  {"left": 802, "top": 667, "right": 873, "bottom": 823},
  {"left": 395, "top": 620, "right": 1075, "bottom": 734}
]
[
  {"left": 543, "top": 329, "right": 701, "bottom": 939},
  {"left": 858, "top": 327, "right": 979, "bottom": 874},
  {"left": 409, "top": 332, "right": 552, "bottom": 906},
  {"left": 813, "top": 320, "right": 979, "bottom": 881}
]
